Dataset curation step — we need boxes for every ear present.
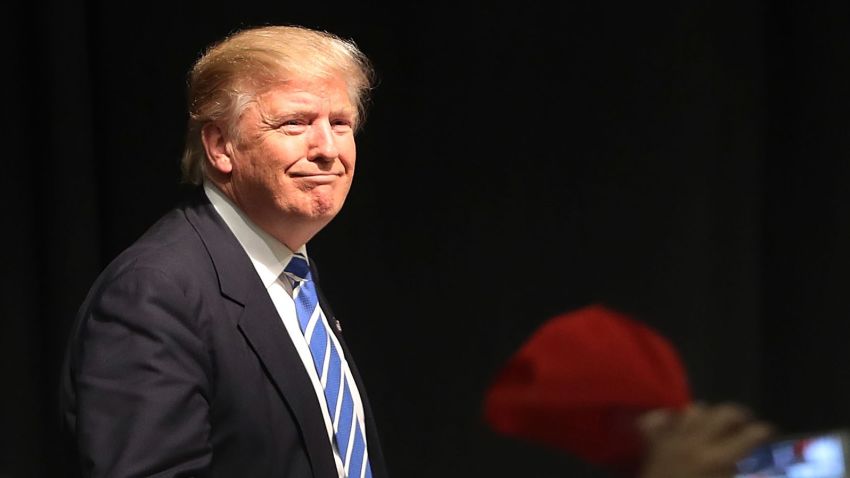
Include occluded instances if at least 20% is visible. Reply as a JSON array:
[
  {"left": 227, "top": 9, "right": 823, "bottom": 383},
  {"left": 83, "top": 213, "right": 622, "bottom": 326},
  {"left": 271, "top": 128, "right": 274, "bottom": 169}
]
[{"left": 201, "top": 122, "right": 234, "bottom": 174}]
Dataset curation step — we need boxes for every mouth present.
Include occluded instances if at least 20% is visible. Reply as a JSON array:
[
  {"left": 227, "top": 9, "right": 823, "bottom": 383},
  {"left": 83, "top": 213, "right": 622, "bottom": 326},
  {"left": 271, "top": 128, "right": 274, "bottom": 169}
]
[{"left": 290, "top": 173, "right": 342, "bottom": 184}]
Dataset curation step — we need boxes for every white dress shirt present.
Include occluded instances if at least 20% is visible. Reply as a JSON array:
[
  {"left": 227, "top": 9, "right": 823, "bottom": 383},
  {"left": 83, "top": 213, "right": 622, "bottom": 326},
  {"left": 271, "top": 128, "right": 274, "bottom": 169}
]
[{"left": 204, "top": 182, "right": 367, "bottom": 478}]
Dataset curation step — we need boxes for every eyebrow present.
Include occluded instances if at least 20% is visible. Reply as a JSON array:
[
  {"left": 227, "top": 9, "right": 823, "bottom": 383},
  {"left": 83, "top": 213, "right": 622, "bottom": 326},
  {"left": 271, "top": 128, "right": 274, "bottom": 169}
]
[{"left": 262, "top": 107, "right": 354, "bottom": 123}]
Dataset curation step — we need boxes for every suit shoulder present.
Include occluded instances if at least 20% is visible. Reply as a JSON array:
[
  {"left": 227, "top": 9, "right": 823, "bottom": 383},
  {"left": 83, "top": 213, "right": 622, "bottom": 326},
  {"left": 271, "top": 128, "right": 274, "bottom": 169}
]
[
  {"left": 92, "top": 201, "right": 224, "bottom": 300},
  {"left": 117, "top": 208, "right": 208, "bottom": 275}
]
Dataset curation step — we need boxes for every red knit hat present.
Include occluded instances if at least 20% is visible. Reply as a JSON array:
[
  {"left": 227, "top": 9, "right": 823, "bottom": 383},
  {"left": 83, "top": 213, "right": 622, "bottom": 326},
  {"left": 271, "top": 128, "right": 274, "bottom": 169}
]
[{"left": 483, "top": 304, "right": 692, "bottom": 475}]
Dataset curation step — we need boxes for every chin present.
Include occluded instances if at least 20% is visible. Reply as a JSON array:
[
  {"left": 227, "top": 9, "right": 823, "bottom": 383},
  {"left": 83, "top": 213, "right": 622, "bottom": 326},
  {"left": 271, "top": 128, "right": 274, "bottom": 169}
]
[
  {"left": 310, "top": 192, "right": 346, "bottom": 218},
  {"left": 311, "top": 204, "right": 342, "bottom": 220}
]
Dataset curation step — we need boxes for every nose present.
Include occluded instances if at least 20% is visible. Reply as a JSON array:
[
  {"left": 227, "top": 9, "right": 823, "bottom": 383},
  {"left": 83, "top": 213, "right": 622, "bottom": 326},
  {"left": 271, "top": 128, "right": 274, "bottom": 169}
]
[{"left": 307, "top": 121, "right": 339, "bottom": 162}]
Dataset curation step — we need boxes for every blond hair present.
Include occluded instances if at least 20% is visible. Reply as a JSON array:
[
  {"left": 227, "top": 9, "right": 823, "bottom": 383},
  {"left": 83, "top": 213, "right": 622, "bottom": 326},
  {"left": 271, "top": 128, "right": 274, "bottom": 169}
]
[{"left": 181, "top": 25, "right": 376, "bottom": 184}]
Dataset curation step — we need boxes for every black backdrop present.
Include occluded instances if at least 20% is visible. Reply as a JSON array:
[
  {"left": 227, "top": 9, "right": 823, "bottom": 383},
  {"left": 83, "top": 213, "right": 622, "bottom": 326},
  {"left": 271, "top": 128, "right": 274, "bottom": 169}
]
[{"left": 4, "top": 1, "right": 850, "bottom": 477}]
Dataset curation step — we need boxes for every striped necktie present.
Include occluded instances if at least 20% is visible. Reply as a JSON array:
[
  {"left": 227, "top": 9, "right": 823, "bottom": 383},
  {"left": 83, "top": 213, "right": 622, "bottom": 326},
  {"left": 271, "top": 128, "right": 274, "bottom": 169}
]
[{"left": 284, "top": 253, "right": 372, "bottom": 478}]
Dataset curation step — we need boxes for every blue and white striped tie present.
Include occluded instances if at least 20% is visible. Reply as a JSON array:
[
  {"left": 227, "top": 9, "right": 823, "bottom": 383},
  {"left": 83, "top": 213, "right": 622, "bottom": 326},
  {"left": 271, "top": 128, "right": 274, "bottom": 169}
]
[{"left": 284, "top": 253, "right": 372, "bottom": 478}]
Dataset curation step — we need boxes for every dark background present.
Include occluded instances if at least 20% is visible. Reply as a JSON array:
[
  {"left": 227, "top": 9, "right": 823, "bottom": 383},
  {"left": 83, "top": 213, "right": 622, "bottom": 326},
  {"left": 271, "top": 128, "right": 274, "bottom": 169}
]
[{"left": 4, "top": 1, "right": 850, "bottom": 477}]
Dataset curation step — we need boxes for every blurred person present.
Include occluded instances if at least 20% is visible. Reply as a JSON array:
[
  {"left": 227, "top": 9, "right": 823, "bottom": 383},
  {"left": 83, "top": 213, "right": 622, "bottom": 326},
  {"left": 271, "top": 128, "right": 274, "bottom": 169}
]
[
  {"left": 485, "top": 304, "right": 774, "bottom": 478},
  {"left": 637, "top": 403, "right": 773, "bottom": 478},
  {"left": 60, "top": 25, "right": 387, "bottom": 478}
]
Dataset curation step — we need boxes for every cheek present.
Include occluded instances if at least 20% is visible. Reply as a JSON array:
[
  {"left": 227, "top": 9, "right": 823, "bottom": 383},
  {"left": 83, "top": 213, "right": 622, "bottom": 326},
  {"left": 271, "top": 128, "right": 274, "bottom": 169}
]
[
  {"left": 273, "top": 137, "right": 306, "bottom": 163},
  {"left": 339, "top": 139, "right": 357, "bottom": 169},
  {"left": 239, "top": 158, "right": 275, "bottom": 186},
  {"left": 255, "top": 135, "right": 303, "bottom": 162},
  {"left": 251, "top": 142, "right": 302, "bottom": 180}
]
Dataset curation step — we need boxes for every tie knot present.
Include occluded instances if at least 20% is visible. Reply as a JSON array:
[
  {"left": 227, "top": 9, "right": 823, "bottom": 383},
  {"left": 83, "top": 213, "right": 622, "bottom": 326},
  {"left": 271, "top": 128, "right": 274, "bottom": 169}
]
[{"left": 283, "top": 254, "right": 311, "bottom": 282}]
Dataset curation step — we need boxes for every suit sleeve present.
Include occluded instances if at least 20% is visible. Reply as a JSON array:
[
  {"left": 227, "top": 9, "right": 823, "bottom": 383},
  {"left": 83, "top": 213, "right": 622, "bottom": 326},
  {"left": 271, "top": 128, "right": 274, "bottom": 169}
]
[{"left": 70, "top": 266, "right": 213, "bottom": 477}]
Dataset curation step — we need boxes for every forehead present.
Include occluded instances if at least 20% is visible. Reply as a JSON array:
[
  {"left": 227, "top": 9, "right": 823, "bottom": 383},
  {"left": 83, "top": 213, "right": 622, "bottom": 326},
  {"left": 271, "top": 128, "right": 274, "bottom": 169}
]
[{"left": 255, "top": 76, "right": 355, "bottom": 112}]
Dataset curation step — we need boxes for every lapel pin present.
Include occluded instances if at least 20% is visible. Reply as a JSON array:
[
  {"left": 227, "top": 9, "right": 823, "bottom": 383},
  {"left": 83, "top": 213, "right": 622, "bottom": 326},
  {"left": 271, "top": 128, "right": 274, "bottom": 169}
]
[{"left": 335, "top": 319, "right": 343, "bottom": 333}]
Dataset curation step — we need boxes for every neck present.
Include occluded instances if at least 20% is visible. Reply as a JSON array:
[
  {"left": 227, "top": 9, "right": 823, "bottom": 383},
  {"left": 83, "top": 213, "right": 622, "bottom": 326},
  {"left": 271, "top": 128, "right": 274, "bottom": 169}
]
[{"left": 206, "top": 177, "right": 328, "bottom": 252}]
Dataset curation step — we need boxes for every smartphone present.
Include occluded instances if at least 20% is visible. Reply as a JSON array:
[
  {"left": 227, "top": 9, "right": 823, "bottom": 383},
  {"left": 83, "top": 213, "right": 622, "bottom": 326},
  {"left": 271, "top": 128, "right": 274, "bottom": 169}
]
[{"left": 735, "top": 429, "right": 850, "bottom": 478}]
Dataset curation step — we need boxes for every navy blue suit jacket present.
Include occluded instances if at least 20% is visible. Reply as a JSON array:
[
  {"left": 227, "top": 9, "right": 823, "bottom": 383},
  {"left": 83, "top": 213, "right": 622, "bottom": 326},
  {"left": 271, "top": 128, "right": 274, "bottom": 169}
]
[{"left": 60, "top": 190, "right": 388, "bottom": 478}]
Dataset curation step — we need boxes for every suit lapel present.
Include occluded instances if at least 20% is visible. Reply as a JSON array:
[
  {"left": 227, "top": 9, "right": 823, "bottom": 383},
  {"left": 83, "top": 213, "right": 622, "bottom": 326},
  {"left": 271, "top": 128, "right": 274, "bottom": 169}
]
[{"left": 183, "top": 192, "right": 337, "bottom": 478}]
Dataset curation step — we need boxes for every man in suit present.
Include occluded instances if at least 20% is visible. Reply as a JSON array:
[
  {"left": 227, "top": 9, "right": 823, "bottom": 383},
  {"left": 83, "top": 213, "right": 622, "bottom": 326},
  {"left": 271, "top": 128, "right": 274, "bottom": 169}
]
[{"left": 60, "top": 25, "right": 387, "bottom": 478}]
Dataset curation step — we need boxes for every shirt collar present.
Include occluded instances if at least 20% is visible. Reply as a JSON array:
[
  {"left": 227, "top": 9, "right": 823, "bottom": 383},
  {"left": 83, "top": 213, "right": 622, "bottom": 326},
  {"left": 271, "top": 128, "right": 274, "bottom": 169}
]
[{"left": 203, "top": 181, "right": 307, "bottom": 288}]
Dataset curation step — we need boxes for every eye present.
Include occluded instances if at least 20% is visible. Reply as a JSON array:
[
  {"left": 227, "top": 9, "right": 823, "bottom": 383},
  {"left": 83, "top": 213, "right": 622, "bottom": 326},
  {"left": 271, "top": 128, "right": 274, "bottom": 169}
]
[
  {"left": 331, "top": 118, "right": 354, "bottom": 133},
  {"left": 279, "top": 119, "right": 308, "bottom": 134}
]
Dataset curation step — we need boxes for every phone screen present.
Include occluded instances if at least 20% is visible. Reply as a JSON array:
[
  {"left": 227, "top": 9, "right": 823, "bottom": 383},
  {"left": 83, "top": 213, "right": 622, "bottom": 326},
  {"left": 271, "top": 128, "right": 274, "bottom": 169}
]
[{"left": 735, "top": 431, "right": 847, "bottom": 478}]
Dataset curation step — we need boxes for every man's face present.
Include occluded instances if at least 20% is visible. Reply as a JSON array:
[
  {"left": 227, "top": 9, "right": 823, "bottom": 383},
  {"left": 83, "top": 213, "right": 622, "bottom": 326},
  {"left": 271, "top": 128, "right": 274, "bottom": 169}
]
[{"left": 224, "top": 75, "right": 357, "bottom": 241}]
